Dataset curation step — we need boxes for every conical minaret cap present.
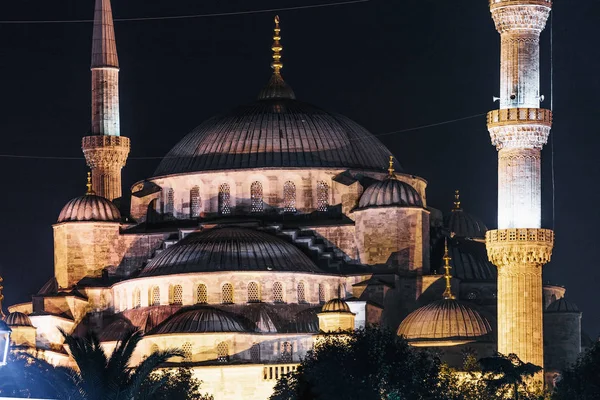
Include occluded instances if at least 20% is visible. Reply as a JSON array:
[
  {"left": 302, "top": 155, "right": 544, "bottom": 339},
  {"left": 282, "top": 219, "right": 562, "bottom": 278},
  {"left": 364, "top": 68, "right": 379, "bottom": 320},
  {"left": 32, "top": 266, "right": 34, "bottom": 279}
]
[{"left": 91, "top": 0, "right": 119, "bottom": 68}]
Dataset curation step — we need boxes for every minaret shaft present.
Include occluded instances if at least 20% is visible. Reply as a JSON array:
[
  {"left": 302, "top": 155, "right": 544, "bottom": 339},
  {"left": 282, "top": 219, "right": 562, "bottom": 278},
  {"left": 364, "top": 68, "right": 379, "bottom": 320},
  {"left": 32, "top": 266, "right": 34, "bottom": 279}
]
[
  {"left": 83, "top": 0, "right": 130, "bottom": 200},
  {"left": 486, "top": 0, "right": 554, "bottom": 373}
]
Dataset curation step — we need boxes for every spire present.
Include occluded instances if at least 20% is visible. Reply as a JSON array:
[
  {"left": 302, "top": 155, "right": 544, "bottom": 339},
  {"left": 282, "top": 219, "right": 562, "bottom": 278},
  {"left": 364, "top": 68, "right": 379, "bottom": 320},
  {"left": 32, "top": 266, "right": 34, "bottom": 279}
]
[
  {"left": 91, "top": 0, "right": 119, "bottom": 69},
  {"left": 85, "top": 172, "right": 96, "bottom": 195},
  {"left": 0, "top": 276, "right": 5, "bottom": 320},
  {"left": 452, "top": 189, "right": 462, "bottom": 211},
  {"left": 388, "top": 156, "right": 395, "bottom": 178},
  {"left": 442, "top": 239, "right": 455, "bottom": 300},
  {"left": 258, "top": 16, "right": 295, "bottom": 100}
]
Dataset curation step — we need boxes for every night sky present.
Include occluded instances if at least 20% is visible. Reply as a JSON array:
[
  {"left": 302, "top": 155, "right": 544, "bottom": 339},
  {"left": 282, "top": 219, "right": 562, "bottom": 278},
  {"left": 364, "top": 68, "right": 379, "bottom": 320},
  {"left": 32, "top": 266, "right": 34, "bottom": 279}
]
[{"left": 1, "top": 0, "right": 598, "bottom": 336}]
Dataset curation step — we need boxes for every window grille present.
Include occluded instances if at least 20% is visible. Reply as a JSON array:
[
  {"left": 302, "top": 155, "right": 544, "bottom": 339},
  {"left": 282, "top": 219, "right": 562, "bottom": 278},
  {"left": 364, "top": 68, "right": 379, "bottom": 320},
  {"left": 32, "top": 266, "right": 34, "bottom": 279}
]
[
  {"left": 251, "top": 181, "right": 264, "bottom": 213},
  {"left": 217, "top": 342, "right": 229, "bottom": 363},
  {"left": 196, "top": 284, "right": 207, "bottom": 304},
  {"left": 250, "top": 343, "right": 261, "bottom": 363},
  {"left": 297, "top": 282, "right": 306, "bottom": 304},
  {"left": 281, "top": 342, "right": 293, "bottom": 362},
  {"left": 316, "top": 181, "right": 329, "bottom": 212},
  {"left": 182, "top": 342, "right": 193, "bottom": 361},
  {"left": 283, "top": 181, "right": 296, "bottom": 212},
  {"left": 318, "top": 284, "right": 325, "bottom": 304},
  {"left": 133, "top": 288, "right": 141, "bottom": 308},
  {"left": 190, "top": 186, "right": 200, "bottom": 218},
  {"left": 165, "top": 188, "right": 175, "bottom": 216},
  {"left": 222, "top": 283, "right": 234, "bottom": 304},
  {"left": 273, "top": 282, "right": 284, "bottom": 303},
  {"left": 247, "top": 282, "right": 261, "bottom": 303},
  {"left": 218, "top": 183, "right": 231, "bottom": 215},
  {"left": 172, "top": 285, "right": 183, "bottom": 305},
  {"left": 151, "top": 286, "right": 160, "bottom": 306}
]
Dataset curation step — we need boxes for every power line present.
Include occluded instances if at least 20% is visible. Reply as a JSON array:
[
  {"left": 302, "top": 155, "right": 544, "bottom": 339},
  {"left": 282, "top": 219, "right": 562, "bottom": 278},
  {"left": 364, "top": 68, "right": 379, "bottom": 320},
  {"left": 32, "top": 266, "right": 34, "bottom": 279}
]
[
  {"left": 0, "top": 111, "right": 487, "bottom": 161},
  {"left": 0, "top": 0, "right": 369, "bottom": 24}
]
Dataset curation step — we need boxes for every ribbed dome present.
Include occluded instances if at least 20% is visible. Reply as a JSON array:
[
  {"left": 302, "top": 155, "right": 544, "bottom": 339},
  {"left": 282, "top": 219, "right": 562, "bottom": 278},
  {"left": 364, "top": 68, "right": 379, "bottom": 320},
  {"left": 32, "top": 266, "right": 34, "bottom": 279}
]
[
  {"left": 445, "top": 210, "right": 488, "bottom": 238},
  {"left": 258, "top": 73, "right": 296, "bottom": 100},
  {"left": 58, "top": 194, "right": 121, "bottom": 223},
  {"left": 153, "top": 98, "right": 396, "bottom": 177},
  {"left": 397, "top": 299, "right": 493, "bottom": 343},
  {"left": 358, "top": 177, "right": 423, "bottom": 209},
  {"left": 444, "top": 238, "right": 496, "bottom": 281},
  {"left": 321, "top": 298, "right": 352, "bottom": 313},
  {"left": 140, "top": 227, "right": 321, "bottom": 277},
  {"left": 6, "top": 312, "right": 33, "bottom": 327},
  {"left": 546, "top": 298, "right": 580, "bottom": 313},
  {"left": 148, "top": 306, "right": 254, "bottom": 335}
]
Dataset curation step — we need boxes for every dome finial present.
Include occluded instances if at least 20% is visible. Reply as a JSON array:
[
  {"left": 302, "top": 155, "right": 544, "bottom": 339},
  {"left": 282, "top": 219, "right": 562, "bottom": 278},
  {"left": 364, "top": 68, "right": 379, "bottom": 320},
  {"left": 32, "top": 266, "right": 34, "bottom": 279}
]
[
  {"left": 271, "top": 15, "right": 283, "bottom": 73},
  {"left": 388, "top": 156, "right": 395, "bottom": 177},
  {"left": 442, "top": 238, "right": 455, "bottom": 300},
  {"left": 452, "top": 189, "right": 461, "bottom": 211},
  {"left": 86, "top": 172, "right": 96, "bottom": 195},
  {"left": 0, "top": 276, "right": 5, "bottom": 320}
]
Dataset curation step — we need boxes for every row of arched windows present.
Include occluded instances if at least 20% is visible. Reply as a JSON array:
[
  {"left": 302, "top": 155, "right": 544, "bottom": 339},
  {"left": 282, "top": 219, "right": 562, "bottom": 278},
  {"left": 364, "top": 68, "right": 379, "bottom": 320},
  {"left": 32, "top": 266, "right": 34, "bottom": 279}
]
[
  {"left": 125, "top": 281, "right": 338, "bottom": 309},
  {"left": 161, "top": 180, "right": 329, "bottom": 218}
]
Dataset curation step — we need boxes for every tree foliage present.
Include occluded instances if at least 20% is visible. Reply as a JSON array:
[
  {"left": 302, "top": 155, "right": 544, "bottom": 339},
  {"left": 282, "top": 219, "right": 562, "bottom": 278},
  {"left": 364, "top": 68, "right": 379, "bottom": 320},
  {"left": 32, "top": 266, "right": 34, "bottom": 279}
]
[
  {"left": 269, "top": 327, "right": 450, "bottom": 400},
  {"left": 139, "top": 367, "right": 214, "bottom": 400},
  {"left": 553, "top": 340, "right": 600, "bottom": 399}
]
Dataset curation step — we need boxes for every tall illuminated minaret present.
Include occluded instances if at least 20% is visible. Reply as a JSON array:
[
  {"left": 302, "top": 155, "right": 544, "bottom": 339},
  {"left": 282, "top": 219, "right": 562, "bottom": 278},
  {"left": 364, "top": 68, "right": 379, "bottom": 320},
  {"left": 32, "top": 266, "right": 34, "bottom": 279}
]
[
  {"left": 485, "top": 0, "right": 554, "bottom": 371},
  {"left": 82, "top": 0, "right": 130, "bottom": 200}
]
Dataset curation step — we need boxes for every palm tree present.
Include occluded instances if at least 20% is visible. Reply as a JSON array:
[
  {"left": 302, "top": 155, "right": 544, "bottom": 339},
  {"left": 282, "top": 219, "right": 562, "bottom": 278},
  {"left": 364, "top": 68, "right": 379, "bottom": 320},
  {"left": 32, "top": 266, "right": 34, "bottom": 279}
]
[
  {"left": 60, "top": 328, "right": 182, "bottom": 400},
  {"left": 479, "top": 353, "right": 542, "bottom": 400}
]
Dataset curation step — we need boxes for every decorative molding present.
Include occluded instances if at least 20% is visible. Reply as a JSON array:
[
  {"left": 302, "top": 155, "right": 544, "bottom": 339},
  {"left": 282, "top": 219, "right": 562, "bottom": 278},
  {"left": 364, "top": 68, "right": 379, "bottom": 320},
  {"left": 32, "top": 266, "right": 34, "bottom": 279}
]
[
  {"left": 491, "top": 4, "right": 551, "bottom": 33},
  {"left": 486, "top": 228, "right": 554, "bottom": 267}
]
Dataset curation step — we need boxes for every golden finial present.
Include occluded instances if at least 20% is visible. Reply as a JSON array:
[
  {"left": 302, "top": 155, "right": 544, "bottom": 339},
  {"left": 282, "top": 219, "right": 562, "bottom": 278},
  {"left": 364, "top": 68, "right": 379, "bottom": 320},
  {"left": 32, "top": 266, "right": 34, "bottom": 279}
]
[
  {"left": 442, "top": 238, "right": 455, "bottom": 300},
  {"left": 271, "top": 15, "right": 283, "bottom": 73},
  {"left": 86, "top": 172, "right": 95, "bottom": 195},
  {"left": 388, "top": 156, "right": 395, "bottom": 177},
  {"left": 0, "top": 276, "right": 5, "bottom": 320},
  {"left": 452, "top": 189, "right": 461, "bottom": 211}
]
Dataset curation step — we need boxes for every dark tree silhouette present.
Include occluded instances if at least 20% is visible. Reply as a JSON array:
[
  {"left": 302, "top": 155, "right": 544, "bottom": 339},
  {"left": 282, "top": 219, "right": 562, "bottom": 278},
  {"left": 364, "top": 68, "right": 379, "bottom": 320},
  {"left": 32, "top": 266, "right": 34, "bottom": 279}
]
[
  {"left": 479, "top": 353, "right": 542, "bottom": 400},
  {"left": 553, "top": 340, "right": 600, "bottom": 400}
]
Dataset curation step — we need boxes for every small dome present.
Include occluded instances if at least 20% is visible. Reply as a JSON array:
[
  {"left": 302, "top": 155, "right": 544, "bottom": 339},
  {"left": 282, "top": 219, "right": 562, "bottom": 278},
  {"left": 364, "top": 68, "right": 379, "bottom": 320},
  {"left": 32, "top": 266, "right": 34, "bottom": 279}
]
[
  {"left": 546, "top": 298, "right": 580, "bottom": 313},
  {"left": 445, "top": 210, "right": 488, "bottom": 238},
  {"left": 58, "top": 194, "right": 121, "bottom": 223},
  {"left": 321, "top": 298, "right": 352, "bottom": 313},
  {"left": 148, "top": 306, "right": 254, "bottom": 335},
  {"left": 398, "top": 299, "right": 493, "bottom": 343},
  {"left": 358, "top": 178, "right": 423, "bottom": 209},
  {"left": 258, "top": 73, "right": 296, "bottom": 100},
  {"left": 140, "top": 227, "right": 321, "bottom": 277},
  {"left": 444, "top": 238, "right": 496, "bottom": 281},
  {"left": 5, "top": 312, "right": 32, "bottom": 327}
]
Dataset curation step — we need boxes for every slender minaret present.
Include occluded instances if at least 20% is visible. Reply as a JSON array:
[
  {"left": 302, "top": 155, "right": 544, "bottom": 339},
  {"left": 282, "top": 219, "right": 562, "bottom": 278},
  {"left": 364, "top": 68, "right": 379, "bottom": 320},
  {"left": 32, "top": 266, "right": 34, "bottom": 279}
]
[
  {"left": 485, "top": 0, "right": 554, "bottom": 372},
  {"left": 82, "top": 0, "right": 130, "bottom": 200}
]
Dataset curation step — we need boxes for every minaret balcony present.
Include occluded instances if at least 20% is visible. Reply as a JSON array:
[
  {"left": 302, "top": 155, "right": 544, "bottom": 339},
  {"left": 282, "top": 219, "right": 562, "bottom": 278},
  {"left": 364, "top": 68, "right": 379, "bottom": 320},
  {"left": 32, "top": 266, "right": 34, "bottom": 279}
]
[
  {"left": 487, "top": 108, "right": 552, "bottom": 128},
  {"left": 487, "top": 108, "right": 552, "bottom": 149},
  {"left": 486, "top": 228, "right": 554, "bottom": 267},
  {"left": 490, "top": 0, "right": 551, "bottom": 8}
]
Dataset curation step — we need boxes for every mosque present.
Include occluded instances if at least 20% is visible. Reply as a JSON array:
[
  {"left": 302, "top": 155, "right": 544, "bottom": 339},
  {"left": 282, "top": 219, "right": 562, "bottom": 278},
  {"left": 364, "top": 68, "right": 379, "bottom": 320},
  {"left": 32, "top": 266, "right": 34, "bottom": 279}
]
[{"left": 1, "top": 0, "right": 585, "bottom": 398}]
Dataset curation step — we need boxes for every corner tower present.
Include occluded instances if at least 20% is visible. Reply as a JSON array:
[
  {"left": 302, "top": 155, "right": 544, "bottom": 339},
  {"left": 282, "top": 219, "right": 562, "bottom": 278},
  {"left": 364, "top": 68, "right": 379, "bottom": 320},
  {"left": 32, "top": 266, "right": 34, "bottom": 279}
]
[
  {"left": 485, "top": 0, "right": 554, "bottom": 370},
  {"left": 82, "top": 0, "right": 130, "bottom": 200}
]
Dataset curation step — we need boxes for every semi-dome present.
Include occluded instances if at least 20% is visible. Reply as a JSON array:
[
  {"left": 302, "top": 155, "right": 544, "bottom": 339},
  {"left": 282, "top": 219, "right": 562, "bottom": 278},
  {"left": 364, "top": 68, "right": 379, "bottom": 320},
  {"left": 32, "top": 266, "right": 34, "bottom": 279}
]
[
  {"left": 546, "top": 298, "right": 580, "bottom": 313},
  {"left": 140, "top": 227, "right": 322, "bottom": 277},
  {"left": 148, "top": 306, "right": 254, "bottom": 335},
  {"left": 321, "top": 298, "right": 352, "bottom": 313},
  {"left": 397, "top": 299, "right": 493, "bottom": 343},
  {"left": 5, "top": 312, "right": 33, "bottom": 327},
  {"left": 358, "top": 177, "right": 423, "bottom": 209}
]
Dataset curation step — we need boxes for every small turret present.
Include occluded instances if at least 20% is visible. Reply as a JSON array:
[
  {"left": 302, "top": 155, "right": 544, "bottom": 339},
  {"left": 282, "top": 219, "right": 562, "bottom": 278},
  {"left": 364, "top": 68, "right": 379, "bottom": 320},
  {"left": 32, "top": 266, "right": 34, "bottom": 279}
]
[{"left": 318, "top": 298, "right": 355, "bottom": 332}]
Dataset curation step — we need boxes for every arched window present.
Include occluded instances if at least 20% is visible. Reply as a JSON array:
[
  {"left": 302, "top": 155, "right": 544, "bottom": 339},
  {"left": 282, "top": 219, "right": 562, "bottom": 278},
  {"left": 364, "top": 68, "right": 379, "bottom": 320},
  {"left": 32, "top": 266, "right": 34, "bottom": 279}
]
[
  {"left": 281, "top": 341, "right": 293, "bottom": 363},
  {"left": 250, "top": 343, "right": 261, "bottom": 363},
  {"left": 218, "top": 183, "right": 231, "bottom": 215},
  {"left": 273, "top": 282, "right": 284, "bottom": 303},
  {"left": 221, "top": 283, "right": 234, "bottom": 304},
  {"left": 297, "top": 282, "right": 306, "bottom": 304},
  {"left": 170, "top": 284, "right": 183, "bottom": 305},
  {"left": 316, "top": 181, "right": 329, "bottom": 212},
  {"left": 251, "top": 181, "right": 264, "bottom": 213},
  {"left": 217, "top": 342, "right": 229, "bottom": 363},
  {"left": 181, "top": 342, "right": 193, "bottom": 362},
  {"left": 196, "top": 284, "right": 208, "bottom": 304},
  {"left": 133, "top": 288, "right": 141, "bottom": 309},
  {"left": 150, "top": 286, "right": 160, "bottom": 306},
  {"left": 318, "top": 284, "right": 326, "bottom": 304},
  {"left": 247, "top": 282, "right": 261, "bottom": 303},
  {"left": 283, "top": 181, "right": 296, "bottom": 212},
  {"left": 338, "top": 283, "right": 346, "bottom": 299},
  {"left": 165, "top": 188, "right": 175, "bottom": 217},
  {"left": 190, "top": 186, "right": 201, "bottom": 218}
]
